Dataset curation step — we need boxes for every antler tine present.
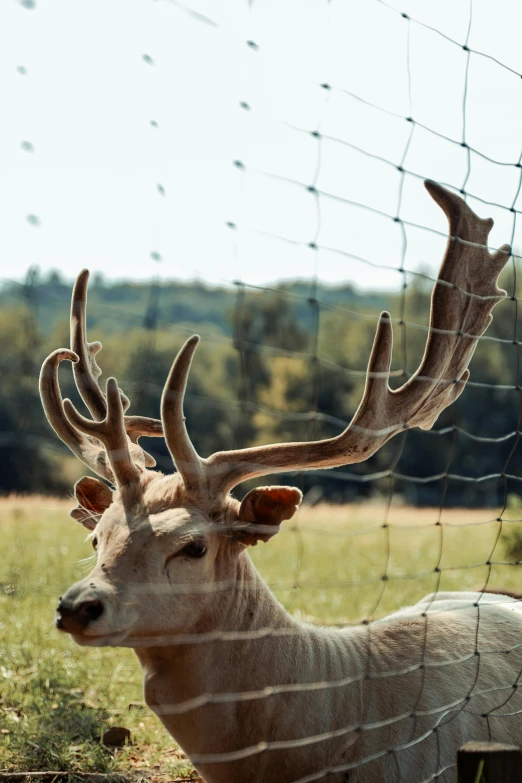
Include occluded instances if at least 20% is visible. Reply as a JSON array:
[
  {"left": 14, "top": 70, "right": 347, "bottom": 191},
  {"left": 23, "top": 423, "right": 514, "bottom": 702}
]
[
  {"left": 126, "top": 416, "right": 164, "bottom": 443},
  {"left": 64, "top": 378, "right": 141, "bottom": 488},
  {"left": 160, "top": 335, "right": 205, "bottom": 490},
  {"left": 70, "top": 269, "right": 164, "bottom": 467},
  {"left": 70, "top": 269, "right": 115, "bottom": 421},
  {"left": 39, "top": 349, "right": 113, "bottom": 481},
  {"left": 204, "top": 181, "right": 510, "bottom": 495}
]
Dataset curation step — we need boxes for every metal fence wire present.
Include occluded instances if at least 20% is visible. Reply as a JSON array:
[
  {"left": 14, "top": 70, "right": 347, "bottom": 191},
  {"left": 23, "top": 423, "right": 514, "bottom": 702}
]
[{"left": 5, "top": 0, "right": 522, "bottom": 781}]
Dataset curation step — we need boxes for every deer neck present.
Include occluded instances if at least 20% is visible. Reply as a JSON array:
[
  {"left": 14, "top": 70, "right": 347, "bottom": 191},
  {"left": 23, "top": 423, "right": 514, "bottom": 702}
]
[
  {"left": 134, "top": 550, "right": 298, "bottom": 689},
  {"left": 134, "top": 553, "right": 363, "bottom": 782}
]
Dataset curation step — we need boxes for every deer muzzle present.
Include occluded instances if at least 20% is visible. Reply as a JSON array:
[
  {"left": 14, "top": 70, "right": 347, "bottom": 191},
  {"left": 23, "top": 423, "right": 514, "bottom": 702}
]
[{"left": 56, "top": 595, "right": 104, "bottom": 634}]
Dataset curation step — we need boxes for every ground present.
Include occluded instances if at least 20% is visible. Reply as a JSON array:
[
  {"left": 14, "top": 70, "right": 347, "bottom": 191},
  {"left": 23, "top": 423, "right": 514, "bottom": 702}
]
[{"left": 1, "top": 496, "right": 519, "bottom": 780}]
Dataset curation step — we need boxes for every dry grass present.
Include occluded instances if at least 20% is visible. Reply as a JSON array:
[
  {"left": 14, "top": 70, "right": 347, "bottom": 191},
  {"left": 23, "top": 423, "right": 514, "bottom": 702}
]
[{"left": 1, "top": 496, "right": 520, "bottom": 779}]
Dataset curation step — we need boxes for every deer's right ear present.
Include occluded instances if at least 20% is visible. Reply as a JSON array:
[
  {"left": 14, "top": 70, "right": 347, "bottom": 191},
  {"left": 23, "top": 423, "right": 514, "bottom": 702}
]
[{"left": 70, "top": 476, "right": 114, "bottom": 531}]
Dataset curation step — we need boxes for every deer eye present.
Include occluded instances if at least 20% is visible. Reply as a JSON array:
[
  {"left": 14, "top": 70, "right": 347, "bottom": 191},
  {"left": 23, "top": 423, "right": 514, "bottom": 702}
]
[
  {"left": 181, "top": 540, "right": 207, "bottom": 559},
  {"left": 92, "top": 536, "right": 98, "bottom": 551}
]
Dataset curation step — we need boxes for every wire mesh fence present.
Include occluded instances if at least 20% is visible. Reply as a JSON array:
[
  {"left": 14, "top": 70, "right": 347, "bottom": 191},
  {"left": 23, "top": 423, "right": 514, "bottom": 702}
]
[{"left": 3, "top": 1, "right": 522, "bottom": 781}]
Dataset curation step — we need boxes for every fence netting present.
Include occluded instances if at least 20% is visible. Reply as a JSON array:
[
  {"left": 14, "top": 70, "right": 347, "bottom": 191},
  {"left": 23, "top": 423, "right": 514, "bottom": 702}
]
[{"left": 4, "top": 0, "right": 522, "bottom": 781}]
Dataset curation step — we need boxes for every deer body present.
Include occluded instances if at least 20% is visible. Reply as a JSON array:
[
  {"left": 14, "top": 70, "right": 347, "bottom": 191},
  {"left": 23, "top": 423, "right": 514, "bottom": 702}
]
[
  {"left": 39, "top": 182, "right": 518, "bottom": 782},
  {"left": 136, "top": 555, "right": 522, "bottom": 783}
]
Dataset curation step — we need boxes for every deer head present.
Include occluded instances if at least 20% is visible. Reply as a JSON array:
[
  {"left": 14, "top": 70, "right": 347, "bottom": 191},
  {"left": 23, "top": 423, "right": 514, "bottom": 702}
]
[{"left": 40, "top": 181, "right": 510, "bottom": 647}]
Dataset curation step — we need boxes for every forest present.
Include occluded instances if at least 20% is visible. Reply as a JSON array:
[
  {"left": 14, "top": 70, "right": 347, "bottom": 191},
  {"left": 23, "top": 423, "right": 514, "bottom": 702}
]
[{"left": 2, "top": 265, "right": 522, "bottom": 506}]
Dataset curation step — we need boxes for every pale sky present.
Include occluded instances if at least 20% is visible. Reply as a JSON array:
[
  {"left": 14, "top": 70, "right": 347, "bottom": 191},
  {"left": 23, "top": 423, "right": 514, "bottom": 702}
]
[{"left": 1, "top": 0, "right": 522, "bottom": 290}]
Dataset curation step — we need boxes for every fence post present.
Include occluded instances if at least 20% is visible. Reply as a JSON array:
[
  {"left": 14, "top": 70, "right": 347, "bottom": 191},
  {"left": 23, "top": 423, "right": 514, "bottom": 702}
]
[{"left": 458, "top": 741, "right": 522, "bottom": 782}]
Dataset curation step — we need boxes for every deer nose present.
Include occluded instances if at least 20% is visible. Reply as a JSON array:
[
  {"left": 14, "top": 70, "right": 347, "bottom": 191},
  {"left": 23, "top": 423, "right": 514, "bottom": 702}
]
[{"left": 56, "top": 598, "right": 104, "bottom": 633}]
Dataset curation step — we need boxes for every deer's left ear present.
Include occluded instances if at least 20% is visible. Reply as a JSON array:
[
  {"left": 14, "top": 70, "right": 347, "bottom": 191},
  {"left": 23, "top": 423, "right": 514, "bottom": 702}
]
[
  {"left": 237, "top": 486, "right": 303, "bottom": 546},
  {"left": 70, "top": 476, "right": 114, "bottom": 531}
]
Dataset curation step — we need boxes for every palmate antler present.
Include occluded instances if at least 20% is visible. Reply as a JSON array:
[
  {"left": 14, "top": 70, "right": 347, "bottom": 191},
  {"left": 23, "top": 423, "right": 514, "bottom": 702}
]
[
  {"left": 40, "top": 181, "right": 510, "bottom": 497},
  {"left": 161, "top": 181, "right": 511, "bottom": 494},
  {"left": 39, "top": 270, "right": 163, "bottom": 487}
]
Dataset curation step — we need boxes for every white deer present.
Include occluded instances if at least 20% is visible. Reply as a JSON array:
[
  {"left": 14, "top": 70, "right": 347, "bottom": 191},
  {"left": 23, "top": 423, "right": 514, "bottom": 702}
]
[{"left": 40, "top": 181, "right": 522, "bottom": 783}]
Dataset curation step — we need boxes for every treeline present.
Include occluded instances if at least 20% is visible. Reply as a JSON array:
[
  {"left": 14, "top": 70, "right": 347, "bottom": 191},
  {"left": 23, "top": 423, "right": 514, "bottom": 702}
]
[{"left": 2, "top": 267, "right": 522, "bottom": 505}]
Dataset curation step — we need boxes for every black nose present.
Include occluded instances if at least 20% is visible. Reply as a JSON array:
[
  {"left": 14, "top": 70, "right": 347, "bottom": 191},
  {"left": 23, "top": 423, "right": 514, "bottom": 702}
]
[
  {"left": 77, "top": 599, "right": 104, "bottom": 623},
  {"left": 56, "top": 598, "right": 104, "bottom": 633}
]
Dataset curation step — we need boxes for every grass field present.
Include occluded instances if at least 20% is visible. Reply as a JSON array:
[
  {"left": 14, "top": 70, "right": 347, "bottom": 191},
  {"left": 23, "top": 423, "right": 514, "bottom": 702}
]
[{"left": 1, "top": 496, "right": 521, "bottom": 780}]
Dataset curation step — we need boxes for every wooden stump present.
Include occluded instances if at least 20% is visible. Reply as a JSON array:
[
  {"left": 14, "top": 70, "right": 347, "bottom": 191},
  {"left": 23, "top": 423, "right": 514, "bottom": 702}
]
[{"left": 458, "top": 741, "right": 522, "bottom": 782}]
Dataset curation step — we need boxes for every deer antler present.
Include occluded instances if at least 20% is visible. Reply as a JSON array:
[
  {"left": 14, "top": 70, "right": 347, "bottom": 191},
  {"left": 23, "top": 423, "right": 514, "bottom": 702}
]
[
  {"left": 191, "top": 180, "right": 510, "bottom": 494},
  {"left": 70, "top": 270, "right": 163, "bottom": 451},
  {"left": 63, "top": 378, "right": 142, "bottom": 487},
  {"left": 70, "top": 270, "right": 115, "bottom": 421},
  {"left": 39, "top": 270, "right": 164, "bottom": 485},
  {"left": 41, "top": 182, "right": 511, "bottom": 497},
  {"left": 40, "top": 349, "right": 114, "bottom": 481},
  {"left": 161, "top": 335, "right": 206, "bottom": 491}
]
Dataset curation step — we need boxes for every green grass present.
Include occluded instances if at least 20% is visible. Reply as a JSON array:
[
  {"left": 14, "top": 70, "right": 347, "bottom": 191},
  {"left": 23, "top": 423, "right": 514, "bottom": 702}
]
[{"left": 1, "top": 497, "right": 521, "bottom": 779}]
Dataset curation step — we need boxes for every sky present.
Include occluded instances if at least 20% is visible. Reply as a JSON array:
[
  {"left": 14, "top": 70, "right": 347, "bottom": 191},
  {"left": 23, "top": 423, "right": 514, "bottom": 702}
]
[{"left": 2, "top": 0, "right": 522, "bottom": 291}]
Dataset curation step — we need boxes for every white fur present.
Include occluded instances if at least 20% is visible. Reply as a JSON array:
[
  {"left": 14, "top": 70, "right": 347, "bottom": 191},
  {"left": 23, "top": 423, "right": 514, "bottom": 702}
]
[{"left": 63, "top": 495, "right": 522, "bottom": 783}]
